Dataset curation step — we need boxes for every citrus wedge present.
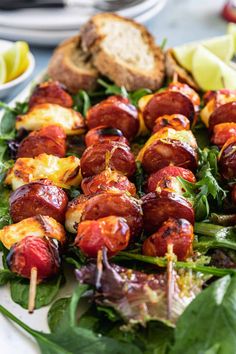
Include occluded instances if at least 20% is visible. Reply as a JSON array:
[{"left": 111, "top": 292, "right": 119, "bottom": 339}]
[
  {"left": 4, "top": 41, "right": 29, "bottom": 82},
  {"left": 173, "top": 34, "right": 234, "bottom": 71},
  {"left": 0, "top": 55, "right": 6, "bottom": 85},
  {"left": 227, "top": 22, "right": 236, "bottom": 52},
  {"left": 192, "top": 45, "right": 236, "bottom": 91}
]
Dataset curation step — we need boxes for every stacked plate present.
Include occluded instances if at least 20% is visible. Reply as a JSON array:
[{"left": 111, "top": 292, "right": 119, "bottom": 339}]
[{"left": 0, "top": 0, "right": 167, "bottom": 46}]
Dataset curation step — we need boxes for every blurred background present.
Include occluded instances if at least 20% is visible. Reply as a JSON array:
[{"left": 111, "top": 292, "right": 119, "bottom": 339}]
[{"left": 0, "top": 0, "right": 233, "bottom": 97}]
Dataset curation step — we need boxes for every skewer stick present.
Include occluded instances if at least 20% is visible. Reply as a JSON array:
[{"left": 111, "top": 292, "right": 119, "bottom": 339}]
[
  {"left": 96, "top": 249, "right": 103, "bottom": 289},
  {"left": 28, "top": 267, "right": 37, "bottom": 314},
  {"left": 166, "top": 243, "right": 175, "bottom": 321},
  {"left": 173, "top": 71, "right": 178, "bottom": 82}
]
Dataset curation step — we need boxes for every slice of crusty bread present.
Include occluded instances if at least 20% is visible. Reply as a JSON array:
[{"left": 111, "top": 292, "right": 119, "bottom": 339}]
[
  {"left": 80, "top": 13, "right": 165, "bottom": 91},
  {"left": 48, "top": 35, "right": 99, "bottom": 94},
  {"left": 165, "top": 49, "right": 199, "bottom": 90}
]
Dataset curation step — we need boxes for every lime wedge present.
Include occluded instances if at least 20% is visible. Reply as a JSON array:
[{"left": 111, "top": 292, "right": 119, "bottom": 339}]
[
  {"left": 227, "top": 22, "right": 236, "bottom": 52},
  {"left": 4, "top": 41, "right": 29, "bottom": 82},
  {"left": 0, "top": 55, "right": 6, "bottom": 85},
  {"left": 173, "top": 34, "right": 234, "bottom": 71},
  {"left": 192, "top": 46, "right": 236, "bottom": 91}
]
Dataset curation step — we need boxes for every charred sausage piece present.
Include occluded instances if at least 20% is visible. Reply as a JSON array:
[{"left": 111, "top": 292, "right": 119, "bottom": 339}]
[
  {"left": 6, "top": 236, "right": 61, "bottom": 282},
  {"left": 168, "top": 81, "right": 200, "bottom": 112},
  {"left": 81, "top": 169, "right": 136, "bottom": 196},
  {"left": 143, "top": 91, "right": 195, "bottom": 130},
  {"left": 65, "top": 191, "right": 143, "bottom": 237},
  {"left": 209, "top": 101, "right": 236, "bottom": 131},
  {"left": 211, "top": 123, "right": 236, "bottom": 148},
  {"left": 219, "top": 137, "right": 236, "bottom": 179},
  {"left": 153, "top": 114, "right": 190, "bottom": 133},
  {"left": 142, "top": 190, "right": 194, "bottom": 234},
  {"left": 17, "top": 125, "right": 66, "bottom": 158},
  {"left": 86, "top": 95, "right": 139, "bottom": 140},
  {"left": 10, "top": 179, "right": 68, "bottom": 223},
  {"left": 137, "top": 128, "right": 198, "bottom": 174},
  {"left": 85, "top": 126, "right": 129, "bottom": 147},
  {"left": 147, "top": 166, "right": 196, "bottom": 193},
  {"left": 231, "top": 184, "right": 236, "bottom": 204},
  {"left": 81, "top": 141, "right": 136, "bottom": 178},
  {"left": 74, "top": 216, "right": 130, "bottom": 257},
  {"left": 142, "top": 217, "right": 194, "bottom": 261},
  {"left": 29, "top": 81, "right": 73, "bottom": 109}
]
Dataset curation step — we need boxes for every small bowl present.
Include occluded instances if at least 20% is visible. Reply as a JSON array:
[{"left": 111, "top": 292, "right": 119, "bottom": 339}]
[{"left": 0, "top": 39, "right": 35, "bottom": 99}]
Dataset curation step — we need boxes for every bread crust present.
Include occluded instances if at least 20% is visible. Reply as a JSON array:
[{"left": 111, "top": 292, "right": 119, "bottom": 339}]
[
  {"left": 165, "top": 49, "right": 199, "bottom": 90},
  {"left": 48, "top": 35, "right": 99, "bottom": 93},
  {"left": 80, "top": 13, "right": 165, "bottom": 91}
]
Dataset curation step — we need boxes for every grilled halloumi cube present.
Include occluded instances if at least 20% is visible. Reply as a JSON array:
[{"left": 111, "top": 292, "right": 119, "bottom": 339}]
[
  {"left": 0, "top": 215, "right": 66, "bottom": 249},
  {"left": 5, "top": 153, "right": 81, "bottom": 190},
  {"left": 16, "top": 103, "right": 85, "bottom": 135}
]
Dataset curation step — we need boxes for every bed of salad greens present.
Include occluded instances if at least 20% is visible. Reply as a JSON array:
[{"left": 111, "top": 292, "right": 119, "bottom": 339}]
[{"left": 0, "top": 78, "right": 236, "bottom": 354}]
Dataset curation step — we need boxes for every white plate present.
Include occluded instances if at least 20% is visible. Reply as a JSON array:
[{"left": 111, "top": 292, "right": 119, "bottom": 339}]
[
  {"left": 0, "top": 0, "right": 163, "bottom": 30},
  {"left": 0, "top": 0, "right": 167, "bottom": 46}
]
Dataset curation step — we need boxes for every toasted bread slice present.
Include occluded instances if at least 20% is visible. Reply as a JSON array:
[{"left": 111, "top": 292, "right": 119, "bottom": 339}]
[
  {"left": 48, "top": 35, "right": 99, "bottom": 93},
  {"left": 80, "top": 13, "right": 165, "bottom": 91},
  {"left": 165, "top": 49, "right": 199, "bottom": 90}
]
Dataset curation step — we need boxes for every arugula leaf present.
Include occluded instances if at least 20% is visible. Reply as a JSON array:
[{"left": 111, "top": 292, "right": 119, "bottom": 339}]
[
  {"left": 97, "top": 78, "right": 152, "bottom": 106},
  {"left": 10, "top": 274, "right": 63, "bottom": 309},
  {"left": 0, "top": 284, "right": 142, "bottom": 354},
  {"left": 72, "top": 90, "right": 91, "bottom": 116},
  {"left": 170, "top": 275, "right": 236, "bottom": 354},
  {"left": 178, "top": 147, "right": 227, "bottom": 220},
  {"left": 134, "top": 161, "right": 145, "bottom": 197}
]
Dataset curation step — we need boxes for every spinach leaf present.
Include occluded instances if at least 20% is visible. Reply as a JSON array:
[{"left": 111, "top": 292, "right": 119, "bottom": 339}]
[
  {"left": 72, "top": 90, "right": 91, "bottom": 116},
  {"left": 134, "top": 161, "right": 145, "bottom": 197},
  {"left": 10, "top": 273, "right": 63, "bottom": 309},
  {"left": 48, "top": 297, "right": 70, "bottom": 332},
  {"left": 171, "top": 275, "right": 236, "bottom": 354},
  {"left": 0, "top": 284, "right": 142, "bottom": 354},
  {"left": 0, "top": 268, "right": 19, "bottom": 285},
  {"left": 0, "top": 186, "right": 12, "bottom": 229}
]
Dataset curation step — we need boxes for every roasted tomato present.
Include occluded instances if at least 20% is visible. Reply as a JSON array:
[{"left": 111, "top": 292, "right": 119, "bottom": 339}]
[
  {"left": 142, "top": 91, "right": 195, "bottom": 130},
  {"left": 168, "top": 81, "right": 200, "bottom": 112},
  {"left": 142, "top": 217, "right": 194, "bottom": 261},
  {"left": 85, "top": 126, "right": 129, "bottom": 147},
  {"left": 81, "top": 169, "right": 136, "bottom": 196},
  {"left": 86, "top": 95, "right": 139, "bottom": 140},
  {"left": 6, "top": 236, "right": 61, "bottom": 282},
  {"left": 80, "top": 141, "right": 136, "bottom": 178},
  {"left": 219, "top": 137, "right": 236, "bottom": 179},
  {"left": 142, "top": 190, "right": 194, "bottom": 234},
  {"left": 28, "top": 81, "right": 73, "bottom": 109},
  {"left": 152, "top": 114, "right": 190, "bottom": 133},
  {"left": 0, "top": 215, "right": 66, "bottom": 250},
  {"left": 65, "top": 191, "right": 143, "bottom": 237},
  {"left": 10, "top": 179, "right": 68, "bottom": 223},
  {"left": 211, "top": 123, "right": 236, "bottom": 148},
  {"left": 137, "top": 128, "right": 198, "bottom": 174},
  {"left": 17, "top": 125, "right": 66, "bottom": 158},
  {"left": 74, "top": 216, "right": 130, "bottom": 257},
  {"left": 147, "top": 166, "right": 196, "bottom": 194},
  {"left": 209, "top": 101, "right": 236, "bottom": 131}
]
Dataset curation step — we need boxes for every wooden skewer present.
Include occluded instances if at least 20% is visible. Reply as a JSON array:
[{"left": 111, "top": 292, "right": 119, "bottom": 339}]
[
  {"left": 173, "top": 71, "right": 178, "bottom": 82},
  {"left": 28, "top": 267, "right": 37, "bottom": 314},
  {"left": 166, "top": 243, "right": 175, "bottom": 321},
  {"left": 95, "top": 249, "right": 103, "bottom": 289}
]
